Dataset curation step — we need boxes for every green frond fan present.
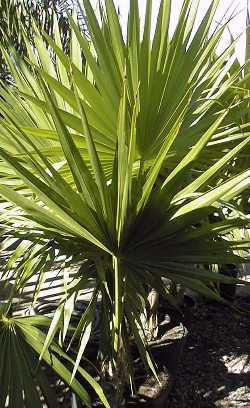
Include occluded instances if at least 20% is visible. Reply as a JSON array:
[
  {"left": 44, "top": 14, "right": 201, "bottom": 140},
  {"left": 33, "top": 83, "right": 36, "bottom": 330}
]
[{"left": 0, "top": 0, "right": 250, "bottom": 406}]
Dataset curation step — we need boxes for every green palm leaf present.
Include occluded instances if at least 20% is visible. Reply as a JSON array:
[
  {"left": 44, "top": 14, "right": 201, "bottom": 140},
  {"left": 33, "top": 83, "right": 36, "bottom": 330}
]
[{"left": 0, "top": 1, "right": 250, "bottom": 406}]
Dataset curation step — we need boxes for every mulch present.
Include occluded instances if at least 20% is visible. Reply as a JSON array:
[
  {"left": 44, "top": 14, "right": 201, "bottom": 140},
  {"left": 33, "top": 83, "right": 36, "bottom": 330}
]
[{"left": 168, "top": 298, "right": 250, "bottom": 408}]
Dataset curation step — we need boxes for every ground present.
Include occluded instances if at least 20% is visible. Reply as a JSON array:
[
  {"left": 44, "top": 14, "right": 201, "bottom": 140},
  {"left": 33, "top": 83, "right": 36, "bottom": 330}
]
[{"left": 168, "top": 298, "right": 250, "bottom": 408}]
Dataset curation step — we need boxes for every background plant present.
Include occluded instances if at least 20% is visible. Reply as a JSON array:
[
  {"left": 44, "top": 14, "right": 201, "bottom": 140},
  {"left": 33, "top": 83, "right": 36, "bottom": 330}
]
[{"left": 0, "top": 0, "right": 88, "bottom": 82}]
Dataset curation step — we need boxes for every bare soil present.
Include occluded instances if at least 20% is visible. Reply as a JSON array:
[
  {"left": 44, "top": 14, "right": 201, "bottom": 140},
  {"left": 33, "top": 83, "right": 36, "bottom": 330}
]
[{"left": 168, "top": 298, "right": 250, "bottom": 408}]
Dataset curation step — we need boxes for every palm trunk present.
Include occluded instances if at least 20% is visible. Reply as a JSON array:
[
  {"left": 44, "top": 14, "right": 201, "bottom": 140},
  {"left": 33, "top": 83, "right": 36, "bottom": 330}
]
[{"left": 147, "top": 288, "right": 159, "bottom": 341}]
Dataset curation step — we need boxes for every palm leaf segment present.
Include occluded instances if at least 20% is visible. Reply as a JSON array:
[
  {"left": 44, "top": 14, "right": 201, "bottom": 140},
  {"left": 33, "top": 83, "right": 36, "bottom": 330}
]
[
  {"left": 0, "top": 314, "right": 109, "bottom": 408},
  {"left": 1, "top": 0, "right": 250, "bottom": 399}
]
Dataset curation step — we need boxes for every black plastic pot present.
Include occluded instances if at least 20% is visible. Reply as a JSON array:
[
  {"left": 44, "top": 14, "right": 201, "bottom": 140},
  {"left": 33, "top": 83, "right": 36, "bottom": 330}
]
[
  {"left": 219, "top": 264, "right": 238, "bottom": 300},
  {"left": 127, "top": 325, "right": 188, "bottom": 408}
]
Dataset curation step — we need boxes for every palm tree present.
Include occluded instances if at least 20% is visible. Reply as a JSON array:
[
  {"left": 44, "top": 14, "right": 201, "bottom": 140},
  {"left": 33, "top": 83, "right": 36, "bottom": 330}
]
[
  {"left": 0, "top": 0, "right": 88, "bottom": 82},
  {"left": 1, "top": 0, "right": 250, "bottom": 406}
]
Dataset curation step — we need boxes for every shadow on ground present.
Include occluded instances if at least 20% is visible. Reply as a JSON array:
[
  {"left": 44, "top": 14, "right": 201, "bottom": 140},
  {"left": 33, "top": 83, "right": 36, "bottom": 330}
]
[{"left": 168, "top": 300, "right": 250, "bottom": 408}]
